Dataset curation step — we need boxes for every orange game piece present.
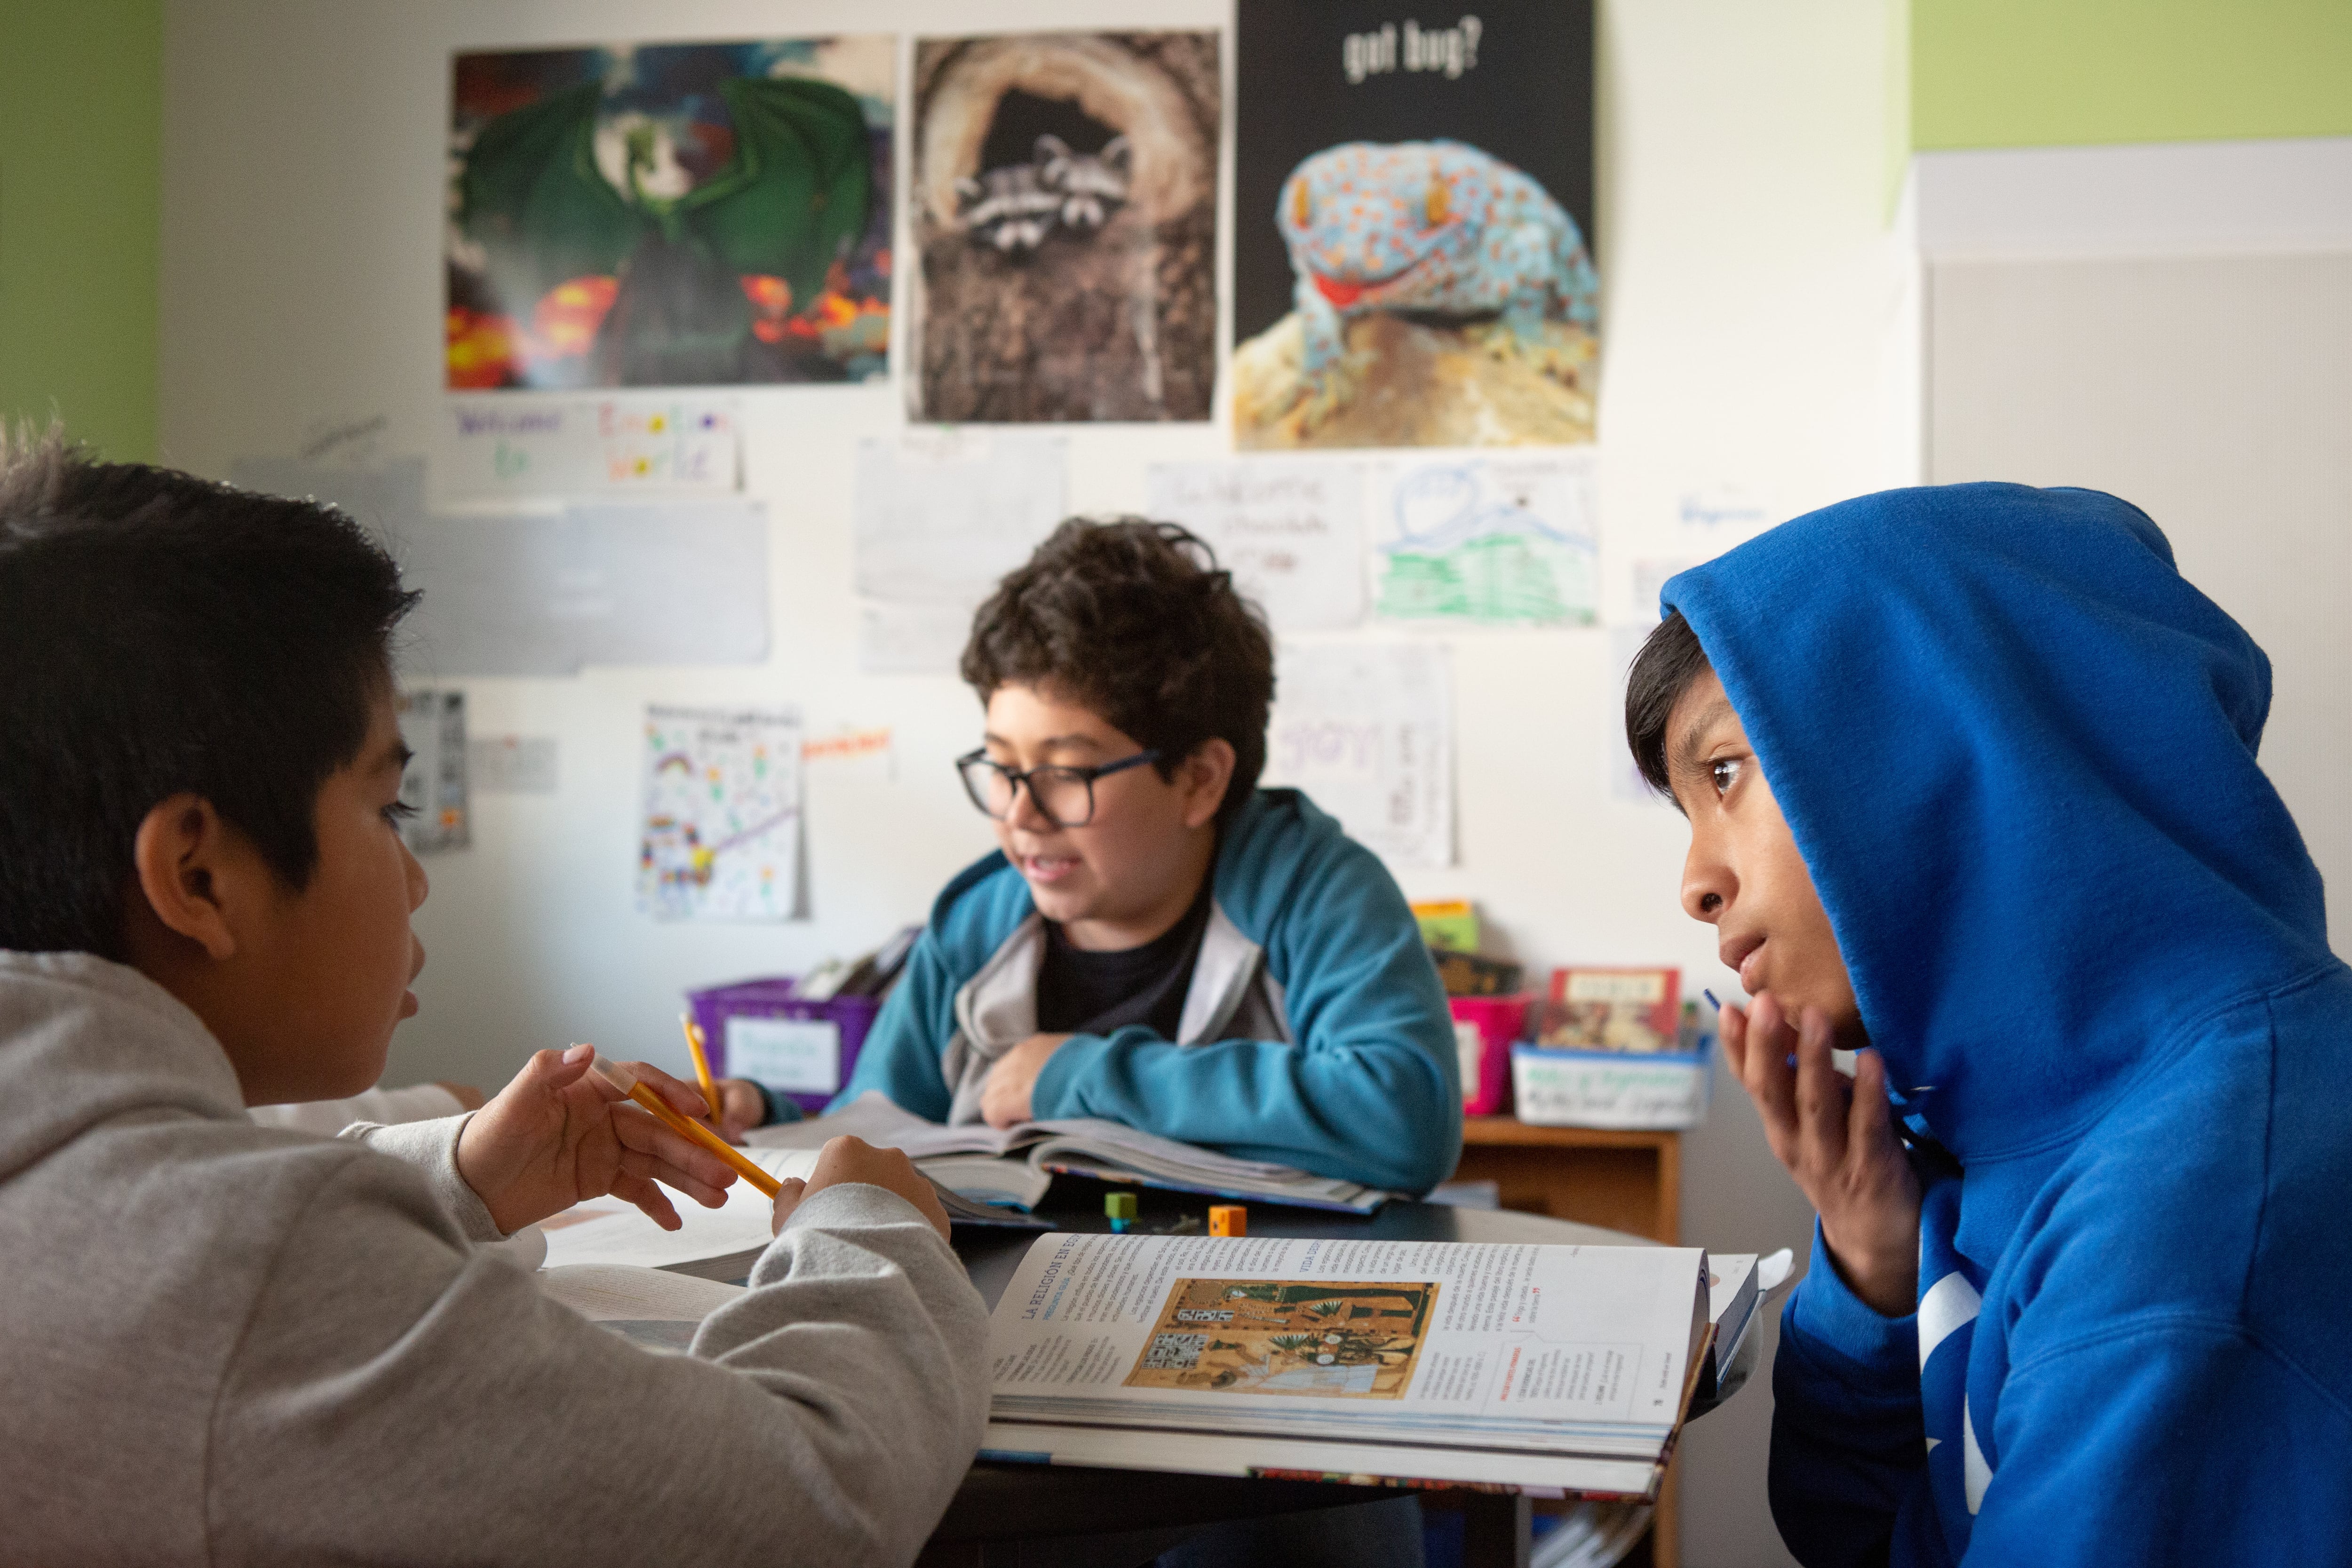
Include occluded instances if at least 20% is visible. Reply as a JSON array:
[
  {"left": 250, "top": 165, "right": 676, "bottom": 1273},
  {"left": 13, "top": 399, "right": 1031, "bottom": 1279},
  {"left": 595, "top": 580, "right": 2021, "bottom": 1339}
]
[{"left": 1208, "top": 1204, "right": 1247, "bottom": 1237}]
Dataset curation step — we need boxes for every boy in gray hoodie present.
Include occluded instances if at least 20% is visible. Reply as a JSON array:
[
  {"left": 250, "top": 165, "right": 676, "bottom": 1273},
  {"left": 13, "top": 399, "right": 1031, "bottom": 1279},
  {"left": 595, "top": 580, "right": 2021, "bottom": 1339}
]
[{"left": 0, "top": 428, "right": 990, "bottom": 1565}]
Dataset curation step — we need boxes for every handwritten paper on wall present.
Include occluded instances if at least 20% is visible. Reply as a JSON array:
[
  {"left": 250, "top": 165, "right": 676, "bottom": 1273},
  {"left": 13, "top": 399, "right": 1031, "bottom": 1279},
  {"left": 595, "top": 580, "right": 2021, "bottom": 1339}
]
[
  {"left": 1374, "top": 453, "right": 1598, "bottom": 627},
  {"left": 444, "top": 398, "right": 741, "bottom": 496},
  {"left": 638, "top": 707, "right": 805, "bottom": 923},
  {"left": 852, "top": 432, "right": 1067, "bottom": 673},
  {"left": 1262, "top": 643, "right": 1453, "bottom": 868},
  {"left": 1144, "top": 459, "right": 1365, "bottom": 631}
]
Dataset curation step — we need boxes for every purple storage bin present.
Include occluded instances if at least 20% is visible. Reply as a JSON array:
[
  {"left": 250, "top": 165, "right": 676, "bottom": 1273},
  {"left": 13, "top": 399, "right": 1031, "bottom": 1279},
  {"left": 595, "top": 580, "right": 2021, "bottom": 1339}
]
[{"left": 687, "top": 976, "right": 882, "bottom": 1114}]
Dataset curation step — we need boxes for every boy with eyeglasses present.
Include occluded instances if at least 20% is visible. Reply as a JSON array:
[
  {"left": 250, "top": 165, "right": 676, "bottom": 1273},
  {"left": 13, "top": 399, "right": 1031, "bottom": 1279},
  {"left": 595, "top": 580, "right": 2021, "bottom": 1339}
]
[{"left": 717, "top": 519, "right": 1461, "bottom": 1196}]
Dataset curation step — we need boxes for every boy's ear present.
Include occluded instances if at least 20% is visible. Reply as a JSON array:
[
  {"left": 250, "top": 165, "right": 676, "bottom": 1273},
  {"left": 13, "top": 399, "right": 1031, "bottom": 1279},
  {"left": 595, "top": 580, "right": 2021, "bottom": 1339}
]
[
  {"left": 1179, "top": 739, "right": 1237, "bottom": 830},
  {"left": 128, "top": 795, "right": 250, "bottom": 962}
]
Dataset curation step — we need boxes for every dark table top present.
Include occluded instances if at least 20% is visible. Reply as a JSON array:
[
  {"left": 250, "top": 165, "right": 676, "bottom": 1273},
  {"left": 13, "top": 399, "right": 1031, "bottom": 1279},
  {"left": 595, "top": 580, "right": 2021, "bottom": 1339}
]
[{"left": 932, "top": 1176, "right": 1659, "bottom": 1549}]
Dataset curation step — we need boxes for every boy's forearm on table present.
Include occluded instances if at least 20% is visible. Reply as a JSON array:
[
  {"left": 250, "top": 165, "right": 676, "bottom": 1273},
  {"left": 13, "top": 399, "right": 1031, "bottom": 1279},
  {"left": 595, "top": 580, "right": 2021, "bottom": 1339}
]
[{"left": 1030, "top": 1029, "right": 1461, "bottom": 1192}]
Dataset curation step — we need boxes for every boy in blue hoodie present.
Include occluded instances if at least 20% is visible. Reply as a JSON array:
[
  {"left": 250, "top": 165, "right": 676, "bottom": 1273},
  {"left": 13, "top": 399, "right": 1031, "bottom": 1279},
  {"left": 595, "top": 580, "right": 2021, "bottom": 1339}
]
[
  {"left": 1624, "top": 483, "right": 2352, "bottom": 1565},
  {"left": 722, "top": 519, "right": 1461, "bottom": 1196}
]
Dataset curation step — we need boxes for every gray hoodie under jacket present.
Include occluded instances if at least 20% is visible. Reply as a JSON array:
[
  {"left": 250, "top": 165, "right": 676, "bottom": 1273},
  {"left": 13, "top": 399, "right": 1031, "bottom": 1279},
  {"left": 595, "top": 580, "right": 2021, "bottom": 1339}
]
[{"left": 0, "top": 951, "right": 990, "bottom": 1566}]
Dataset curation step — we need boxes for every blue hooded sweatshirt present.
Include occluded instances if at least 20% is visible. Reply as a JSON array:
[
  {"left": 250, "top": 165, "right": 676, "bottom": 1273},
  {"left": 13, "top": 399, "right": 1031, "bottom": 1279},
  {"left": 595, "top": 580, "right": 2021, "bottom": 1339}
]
[
  {"left": 1664, "top": 484, "right": 2352, "bottom": 1566},
  {"left": 830, "top": 788, "right": 1462, "bottom": 1195}
]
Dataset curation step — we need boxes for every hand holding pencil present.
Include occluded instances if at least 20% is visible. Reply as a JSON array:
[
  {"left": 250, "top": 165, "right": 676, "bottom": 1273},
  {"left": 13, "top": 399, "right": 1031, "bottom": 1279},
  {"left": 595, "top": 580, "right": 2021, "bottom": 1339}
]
[{"left": 453, "top": 1045, "right": 743, "bottom": 1235}]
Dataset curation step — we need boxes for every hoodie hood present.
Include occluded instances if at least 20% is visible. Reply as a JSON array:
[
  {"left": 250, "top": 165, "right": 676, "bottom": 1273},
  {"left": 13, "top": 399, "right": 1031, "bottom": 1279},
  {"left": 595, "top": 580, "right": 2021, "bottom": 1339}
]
[
  {"left": 0, "top": 951, "right": 246, "bottom": 1180},
  {"left": 1664, "top": 483, "right": 2329, "bottom": 1168}
]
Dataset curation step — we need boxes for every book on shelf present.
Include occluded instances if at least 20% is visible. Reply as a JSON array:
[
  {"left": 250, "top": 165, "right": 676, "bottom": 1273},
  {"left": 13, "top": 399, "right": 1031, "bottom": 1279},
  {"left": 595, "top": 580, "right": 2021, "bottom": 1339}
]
[
  {"left": 975, "top": 1232, "right": 1718, "bottom": 1499},
  {"left": 746, "top": 1091, "right": 1389, "bottom": 1214}
]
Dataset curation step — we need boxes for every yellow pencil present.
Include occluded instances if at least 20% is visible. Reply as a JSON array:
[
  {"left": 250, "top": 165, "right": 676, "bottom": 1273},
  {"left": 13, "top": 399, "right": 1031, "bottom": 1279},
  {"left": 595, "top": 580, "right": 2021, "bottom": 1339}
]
[
  {"left": 582, "top": 1047, "right": 783, "bottom": 1199},
  {"left": 680, "top": 1011, "right": 722, "bottom": 1129}
]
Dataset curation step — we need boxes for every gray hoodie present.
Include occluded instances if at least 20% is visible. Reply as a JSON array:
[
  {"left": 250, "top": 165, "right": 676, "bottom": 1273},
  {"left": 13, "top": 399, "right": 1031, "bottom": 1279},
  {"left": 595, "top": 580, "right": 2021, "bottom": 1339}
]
[{"left": 0, "top": 951, "right": 990, "bottom": 1566}]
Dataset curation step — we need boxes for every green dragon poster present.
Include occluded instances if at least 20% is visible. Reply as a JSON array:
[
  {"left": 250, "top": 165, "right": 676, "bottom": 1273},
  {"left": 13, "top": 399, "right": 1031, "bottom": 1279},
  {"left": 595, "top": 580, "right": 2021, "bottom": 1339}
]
[{"left": 447, "top": 38, "right": 894, "bottom": 391}]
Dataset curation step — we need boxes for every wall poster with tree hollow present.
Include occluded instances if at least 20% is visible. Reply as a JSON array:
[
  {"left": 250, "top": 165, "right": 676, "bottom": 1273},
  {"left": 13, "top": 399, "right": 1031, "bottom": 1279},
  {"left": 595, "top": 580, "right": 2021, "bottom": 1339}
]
[
  {"left": 446, "top": 38, "right": 895, "bottom": 391},
  {"left": 908, "top": 32, "right": 1221, "bottom": 424}
]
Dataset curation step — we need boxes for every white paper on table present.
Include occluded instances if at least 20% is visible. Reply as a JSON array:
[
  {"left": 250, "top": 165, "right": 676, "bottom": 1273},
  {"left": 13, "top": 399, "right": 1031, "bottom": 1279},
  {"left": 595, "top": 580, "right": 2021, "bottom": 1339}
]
[
  {"left": 442, "top": 397, "right": 740, "bottom": 496},
  {"left": 1261, "top": 642, "right": 1453, "bottom": 868},
  {"left": 1371, "top": 452, "right": 1598, "bottom": 627},
  {"left": 538, "top": 1148, "right": 821, "bottom": 1271},
  {"left": 1144, "top": 459, "right": 1366, "bottom": 631},
  {"left": 637, "top": 706, "right": 806, "bottom": 923}
]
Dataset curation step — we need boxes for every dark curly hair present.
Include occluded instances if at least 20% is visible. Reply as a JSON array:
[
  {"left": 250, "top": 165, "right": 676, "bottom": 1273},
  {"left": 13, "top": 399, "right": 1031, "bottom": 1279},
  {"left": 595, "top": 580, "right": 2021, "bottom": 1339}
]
[{"left": 961, "top": 518, "right": 1275, "bottom": 825}]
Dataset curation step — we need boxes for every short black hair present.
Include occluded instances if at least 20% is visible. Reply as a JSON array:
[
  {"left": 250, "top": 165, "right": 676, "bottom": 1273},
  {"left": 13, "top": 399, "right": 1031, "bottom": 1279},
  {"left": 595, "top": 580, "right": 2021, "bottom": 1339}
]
[
  {"left": 0, "top": 424, "right": 420, "bottom": 957},
  {"left": 1625, "top": 609, "right": 1714, "bottom": 798},
  {"left": 961, "top": 518, "right": 1275, "bottom": 825}
]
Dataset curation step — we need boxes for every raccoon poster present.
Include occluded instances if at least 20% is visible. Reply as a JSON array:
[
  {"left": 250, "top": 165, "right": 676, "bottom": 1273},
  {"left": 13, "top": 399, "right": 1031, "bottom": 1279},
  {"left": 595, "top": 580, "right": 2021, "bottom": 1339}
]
[
  {"left": 908, "top": 32, "right": 1221, "bottom": 423},
  {"left": 1232, "top": 3, "right": 1598, "bottom": 448}
]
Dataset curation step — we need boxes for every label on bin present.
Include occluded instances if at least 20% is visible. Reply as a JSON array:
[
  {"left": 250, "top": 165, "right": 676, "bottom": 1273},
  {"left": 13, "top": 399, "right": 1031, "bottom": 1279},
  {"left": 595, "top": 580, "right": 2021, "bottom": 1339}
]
[{"left": 727, "top": 1015, "right": 842, "bottom": 1095}]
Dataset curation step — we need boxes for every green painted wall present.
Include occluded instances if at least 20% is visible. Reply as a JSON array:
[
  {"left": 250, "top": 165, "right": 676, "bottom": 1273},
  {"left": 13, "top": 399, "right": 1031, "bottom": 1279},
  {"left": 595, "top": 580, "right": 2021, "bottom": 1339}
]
[
  {"left": 0, "top": 0, "right": 162, "bottom": 461},
  {"left": 1914, "top": 0, "right": 2352, "bottom": 151}
]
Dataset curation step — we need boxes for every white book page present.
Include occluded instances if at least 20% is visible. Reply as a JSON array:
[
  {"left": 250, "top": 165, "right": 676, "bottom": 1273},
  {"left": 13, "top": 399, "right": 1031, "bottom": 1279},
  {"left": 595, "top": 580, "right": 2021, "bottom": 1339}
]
[{"left": 988, "top": 1234, "right": 1705, "bottom": 1458}]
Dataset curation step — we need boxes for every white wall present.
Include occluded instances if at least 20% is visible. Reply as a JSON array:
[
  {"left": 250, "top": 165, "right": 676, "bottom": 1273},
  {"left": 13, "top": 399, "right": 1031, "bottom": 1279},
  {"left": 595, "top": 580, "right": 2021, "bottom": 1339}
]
[
  {"left": 1929, "top": 251, "right": 2352, "bottom": 956},
  {"left": 160, "top": 3, "right": 1911, "bottom": 1561}
]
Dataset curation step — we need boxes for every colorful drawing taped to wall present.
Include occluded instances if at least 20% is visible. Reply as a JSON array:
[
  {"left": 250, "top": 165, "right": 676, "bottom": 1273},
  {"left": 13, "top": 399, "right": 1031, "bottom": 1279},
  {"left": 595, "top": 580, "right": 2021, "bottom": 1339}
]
[
  {"left": 908, "top": 32, "right": 1221, "bottom": 422},
  {"left": 1126, "top": 1278, "right": 1438, "bottom": 1399},
  {"left": 1232, "top": 1, "right": 1597, "bottom": 449},
  {"left": 444, "top": 399, "right": 740, "bottom": 494},
  {"left": 1374, "top": 456, "right": 1597, "bottom": 626},
  {"left": 637, "top": 707, "right": 804, "bottom": 922},
  {"left": 448, "top": 38, "right": 894, "bottom": 390}
]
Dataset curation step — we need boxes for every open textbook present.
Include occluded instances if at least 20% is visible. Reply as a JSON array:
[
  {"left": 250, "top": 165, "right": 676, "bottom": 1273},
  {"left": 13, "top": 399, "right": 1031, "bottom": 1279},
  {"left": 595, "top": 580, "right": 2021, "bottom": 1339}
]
[
  {"left": 746, "top": 1091, "right": 1388, "bottom": 1213},
  {"left": 977, "top": 1232, "right": 1712, "bottom": 1497}
]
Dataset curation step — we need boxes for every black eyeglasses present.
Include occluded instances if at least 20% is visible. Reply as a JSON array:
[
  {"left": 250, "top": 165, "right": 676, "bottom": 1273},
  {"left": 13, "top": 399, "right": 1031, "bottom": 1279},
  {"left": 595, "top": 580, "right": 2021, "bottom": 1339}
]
[{"left": 956, "top": 748, "right": 1162, "bottom": 828}]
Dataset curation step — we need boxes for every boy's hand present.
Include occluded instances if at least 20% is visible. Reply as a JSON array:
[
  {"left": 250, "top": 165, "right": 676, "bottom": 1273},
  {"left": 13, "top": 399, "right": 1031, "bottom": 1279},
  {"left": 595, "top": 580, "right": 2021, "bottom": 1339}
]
[
  {"left": 710, "top": 1077, "right": 771, "bottom": 1141},
  {"left": 979, "top": 1033, "right": 1070, "bottom": 1128},
  {"left": 1722, "top": 993, "right": 1920, "bottom": 1317},
  {"left": 769, "top": 1135, "right": 952, "bottom": 1243},
  {"left": 457, "top": 1045, "right": 741, "bottom": 1235}
]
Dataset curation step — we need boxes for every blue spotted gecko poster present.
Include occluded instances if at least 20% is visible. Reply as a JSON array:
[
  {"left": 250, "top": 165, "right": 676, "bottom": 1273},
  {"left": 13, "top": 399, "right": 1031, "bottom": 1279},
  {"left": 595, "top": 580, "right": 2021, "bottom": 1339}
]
[
  {"left": 1232, "top": 2, "right": 1597, "bottom": 450},
  {"left": 637, "top": 707, "right": 805, "bottom": 922}
]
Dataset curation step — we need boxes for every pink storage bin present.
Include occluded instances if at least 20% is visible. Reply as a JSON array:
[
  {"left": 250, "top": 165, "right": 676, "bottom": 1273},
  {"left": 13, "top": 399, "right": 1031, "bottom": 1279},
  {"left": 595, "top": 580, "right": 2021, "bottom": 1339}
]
[{"left": 1450, "top": 994, "right": 1531, "bottom": 1116}]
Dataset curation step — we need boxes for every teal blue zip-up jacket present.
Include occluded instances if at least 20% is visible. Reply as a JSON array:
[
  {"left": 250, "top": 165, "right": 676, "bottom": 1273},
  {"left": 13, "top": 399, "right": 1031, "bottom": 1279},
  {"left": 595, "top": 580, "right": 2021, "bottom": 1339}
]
[{"left": 830, "top": 788, "right": 1462, "bottom": 1195}]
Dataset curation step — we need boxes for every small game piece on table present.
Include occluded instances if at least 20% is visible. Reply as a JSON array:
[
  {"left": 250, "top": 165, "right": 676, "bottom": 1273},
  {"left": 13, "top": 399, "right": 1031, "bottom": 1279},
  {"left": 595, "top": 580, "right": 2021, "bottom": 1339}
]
[
  {"left": 1208, "top": 1204, "right": 1246, "bottom": 1237},
  {"left": 1105, "top": 1192, "right": 1138, "bottom": 1232}
]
